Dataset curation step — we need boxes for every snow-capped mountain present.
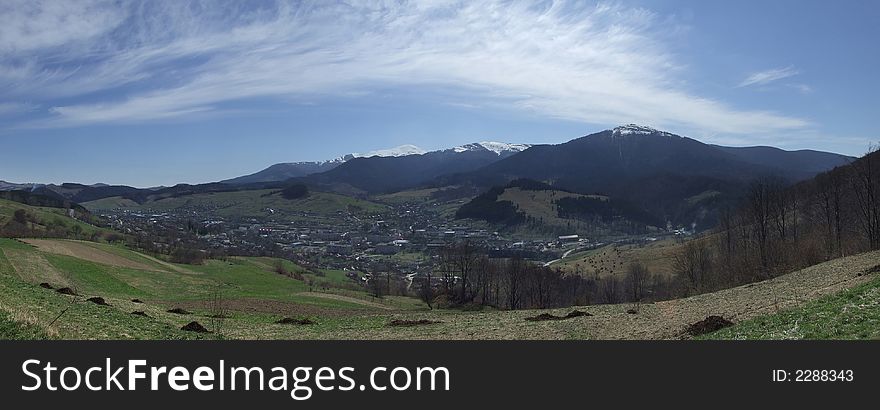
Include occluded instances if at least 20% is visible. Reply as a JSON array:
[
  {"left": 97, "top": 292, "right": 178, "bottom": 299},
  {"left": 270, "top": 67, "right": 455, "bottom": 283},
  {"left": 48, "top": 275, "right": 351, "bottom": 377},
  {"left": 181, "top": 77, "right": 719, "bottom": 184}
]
[
  {"left": 452, "top": 142, "right": 532, "bottom": 156},
  {"left": 356, "top": 144, "right": 427, "bottom": 158},
  {"left": 223, "top": 141, "right": 530, "bottom": 185},
  {"left": 612, "top": 124, "right": 677, "bottom": 138}
]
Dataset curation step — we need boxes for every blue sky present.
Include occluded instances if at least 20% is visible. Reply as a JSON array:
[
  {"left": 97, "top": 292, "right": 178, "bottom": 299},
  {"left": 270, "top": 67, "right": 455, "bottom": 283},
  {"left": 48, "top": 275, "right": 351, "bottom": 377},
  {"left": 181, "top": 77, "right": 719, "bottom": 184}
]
[{"left": 0, "top": 0, "right": 877, "bottom": 187}]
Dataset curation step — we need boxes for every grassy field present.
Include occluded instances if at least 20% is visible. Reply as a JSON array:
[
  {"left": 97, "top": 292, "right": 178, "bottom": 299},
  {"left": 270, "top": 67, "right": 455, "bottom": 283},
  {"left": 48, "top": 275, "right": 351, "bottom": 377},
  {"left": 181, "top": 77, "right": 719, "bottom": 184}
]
[
  {"left": 555, "top": 236, "right": 721, "bottom": 279},
  {"left": 2, "top": 235, "right": 878, "bottom": 340},
  {"left": 82, "top": 189, "right": 390, "bottom": 218},
  {"left": 498, "top": 187, "right": 606, "bottom": 229},
  {"left": 556, "top": 240, "right": 679, "bottom": 278},
  {"left": 374, "top": 187, "right": 442, "bottom": 204},
  {"left": 703, "top": 273, "right": 880, "bottom": 340},
  {"left": 0, "top": 310, "right": 49, "bottom": 340},
  {"left": 0, "top": 238, "right": 428, "bottom": 339}
]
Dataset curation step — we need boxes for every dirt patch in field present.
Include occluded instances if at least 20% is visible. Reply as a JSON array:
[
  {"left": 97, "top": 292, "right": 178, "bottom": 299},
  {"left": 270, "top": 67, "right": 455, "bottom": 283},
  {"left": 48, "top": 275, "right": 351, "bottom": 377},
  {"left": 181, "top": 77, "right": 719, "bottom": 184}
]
[
  {"left": 55, "top": 287, "right": 77, "bottom": 296},
  {"left": 22, "top": 239, "right": 162, "bottom": 272},
  {"left": 686, "top": 316, "right": 734, "bottom": 336},
  {"left": 131, "top": 311, "right": 150, "bottom": 318},
  {"left": 131, "top": 299, "right": 144, "bottom": 304},
  {"left": 276, "top": 317, "right": 315, "bottom": 325},
  {"left": 87, "top": 297, "right": 111, "bottom": 306},
  {"left": 181, "top": 321, "right": 210, "bottom": 333},
  {"left": 167, "top": 308, "right": 191, "bottom": 315},
  {"left": 39, "top": 282, "right": 54, "bottom": 289},
  {"left": 525, "top": 310, "right": 592, "bottom": 322},
  {"left": 389, "top": 319, "right": 441, "bottom": 327}
]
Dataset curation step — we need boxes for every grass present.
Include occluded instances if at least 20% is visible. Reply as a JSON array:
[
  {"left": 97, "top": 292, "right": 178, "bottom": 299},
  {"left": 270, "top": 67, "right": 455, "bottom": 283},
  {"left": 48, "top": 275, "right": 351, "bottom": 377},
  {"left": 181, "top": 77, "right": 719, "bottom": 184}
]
[
  {"left": 557, "top": 240, "right": 681, "bottom": 278},
  {"left": 0, "top": 237, "right": 433, "bottom": 339},
  {"left": 374, "top": 188, "right": 441, "bottom": 204},
  {"left": 3, "top": 235, "right": 878, "bottom": 340},
  {"left": 498, "top": 187, "right": 595, "bottom": 229},
  {"left": 0, "top": 199, "right": 111, "bottom": 238},
  {"left": 0, "top": 310, "right": 50, "bottom": 340},
  {"left": 703, "top": 275, "right": 880, "bottom": 340},
  {"left": 308, "top": 269, "right": 357, "bottom": 286}
]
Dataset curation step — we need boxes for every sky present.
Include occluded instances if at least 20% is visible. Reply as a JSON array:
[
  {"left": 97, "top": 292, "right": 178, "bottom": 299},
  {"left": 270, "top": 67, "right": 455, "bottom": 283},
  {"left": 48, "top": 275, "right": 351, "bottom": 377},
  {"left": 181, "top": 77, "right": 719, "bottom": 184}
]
[{"left": 0, "top": 0, "right": 878, "bottom": 187}]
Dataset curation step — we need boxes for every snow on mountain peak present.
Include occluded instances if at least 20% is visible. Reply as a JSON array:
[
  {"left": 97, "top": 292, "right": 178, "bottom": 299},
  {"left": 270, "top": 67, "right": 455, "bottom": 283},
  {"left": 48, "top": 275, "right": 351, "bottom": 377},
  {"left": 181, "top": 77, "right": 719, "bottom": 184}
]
[
  {"left": 453, "top": 141, "right": 532, "bottom": 155},
  {"left": 612, "top": 124, "right": 676, "bottom": 137},
  {"left": 357, "top": 144, "right": 426, "bottom": 158}
]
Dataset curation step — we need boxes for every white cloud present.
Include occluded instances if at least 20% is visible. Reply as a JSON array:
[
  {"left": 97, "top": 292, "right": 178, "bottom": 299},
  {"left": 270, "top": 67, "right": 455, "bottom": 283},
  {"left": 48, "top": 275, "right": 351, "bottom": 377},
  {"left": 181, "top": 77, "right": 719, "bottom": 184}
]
[
  {"left": 3, "top": 0, "right": 810, "bottom": 135},
  {"left": 738, "top": 66, "right": 799, "bottom": 87},
  {"left": 0, "top": 0, "right": 126, "bottom": 52}
]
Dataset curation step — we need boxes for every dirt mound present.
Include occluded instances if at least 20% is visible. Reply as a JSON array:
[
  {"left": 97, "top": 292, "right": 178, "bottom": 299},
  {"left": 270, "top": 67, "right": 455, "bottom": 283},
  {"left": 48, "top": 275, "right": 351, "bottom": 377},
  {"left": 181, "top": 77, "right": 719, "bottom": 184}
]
[
  {"left": 87, "top": 297, "right": 111, "bottom": 306},
  {"left": 181, "top": 321, "right": 210, "bottom": 333},
  {"left": 389, "top": 319, "right": 441, "bottom": 327},
  {"left": 131, "top": 299, "right": 144, "bottom": 304},
  {"left": 131, "top": 311, "right": 151, "bottom": 318},
  {"left": 55, "top": 287, "right": 77, "bottom": 296},
  {"left": 626, "top": 308, "right": 639, "bottom": 315},
  {"left": 39, "top": 282, "right": 54, "bottom": 289},
  {"left": 167, "top": 308, "right": 191, "bottom": 315},
  {"left": 686, "top": 316, "right": 734, "bottom": 336},
  {"left": 525, "top": 310, "right": 592, "bottom": 322},
  {"left": 275, "top": 317, "right": 315, "bottom": 325},
  {"left": 565, "top": 310, "right": 592, "bottom": 319}
]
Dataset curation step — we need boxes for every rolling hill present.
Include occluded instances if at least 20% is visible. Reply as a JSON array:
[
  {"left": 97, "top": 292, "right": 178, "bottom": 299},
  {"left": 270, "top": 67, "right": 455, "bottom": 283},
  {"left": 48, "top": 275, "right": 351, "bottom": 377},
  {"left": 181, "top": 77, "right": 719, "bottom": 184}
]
[
  {"left": 0, "top": 198, "right": 109, "bottom": 239},
  {"left": 0, "top": 238, "right": 417, "bottom": 339},
  {"left": 712, "top": 145, "right": 854, "bottom": 180}
]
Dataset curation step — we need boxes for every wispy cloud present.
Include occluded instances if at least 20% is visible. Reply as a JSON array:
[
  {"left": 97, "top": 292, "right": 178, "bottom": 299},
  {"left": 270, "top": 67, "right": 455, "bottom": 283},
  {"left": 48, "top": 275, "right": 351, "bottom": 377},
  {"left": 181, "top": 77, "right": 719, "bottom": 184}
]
[
  {"left": 738, "top": 66, "right": 799, "bottom": 87},
  {"left": 2, "top": 0, "right": 810, "bottom": 135},
  {"left": 0, "top": 102, "right": 38, "bottom": 116},
  {"left": 789, "top": 84, "right": 814, "bottom": 94}
]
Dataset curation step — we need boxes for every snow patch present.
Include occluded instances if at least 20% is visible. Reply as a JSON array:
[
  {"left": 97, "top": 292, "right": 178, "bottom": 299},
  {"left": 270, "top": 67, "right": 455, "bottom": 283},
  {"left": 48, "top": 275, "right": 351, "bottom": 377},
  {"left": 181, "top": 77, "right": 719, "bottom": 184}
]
[
  {"left": 452, "top": 141, "right": 532, "bottom": 155},
  {"left": 612, "top": 124, "right": 676, "bottom": 137},
  {"left": 358, "top": 144, "right": 427, "bottom": 158}
]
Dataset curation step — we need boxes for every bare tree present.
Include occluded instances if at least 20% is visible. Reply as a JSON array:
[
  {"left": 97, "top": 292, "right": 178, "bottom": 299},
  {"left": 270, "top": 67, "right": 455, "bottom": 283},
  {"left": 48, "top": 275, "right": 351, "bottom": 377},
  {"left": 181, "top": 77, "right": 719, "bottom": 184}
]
[
  {"left": 625, "top": 262, "right": 649, "bottom": 303},
  {"left": 850, "top": 145, "right": 880, "bottom": 250},
  {"left": 416, "top": 271, "right": 434, "bottom": 309},
  {"left": 673, "top": 240, "right": 713, "bottom": 293},
  {"left": 208, "top": 285, "right": 228, "bottom": 337}
]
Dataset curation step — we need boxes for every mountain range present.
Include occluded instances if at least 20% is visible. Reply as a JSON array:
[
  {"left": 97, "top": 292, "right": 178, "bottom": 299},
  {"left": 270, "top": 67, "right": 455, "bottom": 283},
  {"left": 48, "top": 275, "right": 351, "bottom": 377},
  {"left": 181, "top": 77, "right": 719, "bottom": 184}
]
[
  {"left": 221, "top": 142, "right": 531, "bottom": 185},
  {"left": 0, "top": 125, "right": 854, "bottom": 229}
]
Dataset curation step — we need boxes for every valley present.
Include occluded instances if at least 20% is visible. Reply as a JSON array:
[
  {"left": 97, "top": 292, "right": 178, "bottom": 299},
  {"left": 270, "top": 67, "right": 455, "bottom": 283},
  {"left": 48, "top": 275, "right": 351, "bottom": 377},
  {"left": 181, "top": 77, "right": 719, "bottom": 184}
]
[{"left": 1, "top": 125, "right": 877, "bottom": 340}]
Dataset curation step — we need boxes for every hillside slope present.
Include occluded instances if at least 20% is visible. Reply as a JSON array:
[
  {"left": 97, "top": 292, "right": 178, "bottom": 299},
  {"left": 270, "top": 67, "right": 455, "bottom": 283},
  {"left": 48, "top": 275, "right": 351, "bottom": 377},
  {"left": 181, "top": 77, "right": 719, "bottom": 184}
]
[
  {"left": 0, "top": 198, "right": 108, "bottom": 239},
  {"left": 2, "top": 236, "right": 876, "bottom": 340},
  {"left": 0, "top": 238, "right": 412, "bottom": 339}
]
